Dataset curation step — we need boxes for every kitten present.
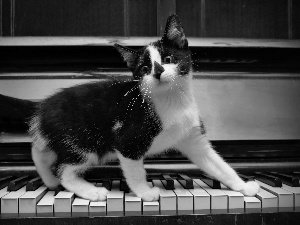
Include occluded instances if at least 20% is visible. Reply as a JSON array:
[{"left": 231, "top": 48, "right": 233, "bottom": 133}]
[{"left": 25, "top": 14, "right": 260, "bottom": 201}]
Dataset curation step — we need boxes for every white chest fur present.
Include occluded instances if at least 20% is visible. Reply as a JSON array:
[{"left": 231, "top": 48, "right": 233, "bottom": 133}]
[
  {"left": 146, "top": 86, "right": 200, "bottom": 155},
  {"left": 140, "top": 45, "right": 200, "bottom": 155}
]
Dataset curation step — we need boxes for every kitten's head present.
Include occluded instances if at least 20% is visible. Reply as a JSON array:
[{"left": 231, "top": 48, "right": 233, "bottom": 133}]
[{"left": 114, "top": 14, "right": 192, "bottom": 94}]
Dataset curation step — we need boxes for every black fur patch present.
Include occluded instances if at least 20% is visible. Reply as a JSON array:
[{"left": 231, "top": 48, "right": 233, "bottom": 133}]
[{"left": 37, "top": 78, "right": 162, "bottom": 174}]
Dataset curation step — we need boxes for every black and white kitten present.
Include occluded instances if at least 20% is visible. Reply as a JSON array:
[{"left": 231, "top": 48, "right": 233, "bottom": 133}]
[{"left": 29, "top": 14, "right": 259, "bottom": 201}]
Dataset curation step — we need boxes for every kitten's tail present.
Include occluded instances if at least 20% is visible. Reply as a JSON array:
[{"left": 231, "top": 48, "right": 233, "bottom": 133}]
[{"left": 0, "top": 94, "right": 37, "bottom": 132}]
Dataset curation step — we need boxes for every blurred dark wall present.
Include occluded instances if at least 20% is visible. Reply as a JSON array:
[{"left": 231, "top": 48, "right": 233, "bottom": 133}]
[{"left": 1, "top": 0, "right": 299, "bottom": 38}]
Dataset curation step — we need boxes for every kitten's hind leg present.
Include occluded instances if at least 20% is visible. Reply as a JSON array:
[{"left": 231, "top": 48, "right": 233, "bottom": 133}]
[
  {"left": 59, "top": 153, "right": 109, "bottom": 201},
  {"left": 177, "top": 131, "right": 259, "bottom": 196},
  {"left": 30, "top": 116, "right": 60, "bottom": 189},
  {"left": 31, "top": 141, "right": 60, "bottom": 189},
  {"left": 117, "top": 152, "right": 160, "bottom": 201}
]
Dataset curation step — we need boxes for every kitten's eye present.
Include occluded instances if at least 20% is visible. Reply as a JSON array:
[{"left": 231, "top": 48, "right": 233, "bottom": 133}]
[
  {"left": 164, "top": 56, "right": 174, "bottom": 64},
  {"left": 141, "top": 66, "right": 149, "bottom": 75}
]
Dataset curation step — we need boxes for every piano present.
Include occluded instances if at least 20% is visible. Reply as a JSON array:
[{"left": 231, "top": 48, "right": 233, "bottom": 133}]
[{"left": 1, "top": 37, "right": 300, "bottom": 224}]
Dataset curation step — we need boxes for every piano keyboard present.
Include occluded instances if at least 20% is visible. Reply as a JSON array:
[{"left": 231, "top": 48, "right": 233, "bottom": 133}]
[{"left": 1, "top": 173, "right": 300, "bottom": 218}]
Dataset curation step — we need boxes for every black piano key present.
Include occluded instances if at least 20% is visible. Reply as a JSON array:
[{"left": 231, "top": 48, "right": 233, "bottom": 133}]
[
  {"left": 177, "top": 174, "right": 194, "bottom": 189},
  {"left": 0, "top": 176, "right": 14, "bottom": 189},
  {"left": 87, "top": 178, "right": 102, "bottom": 183},
  {"left": 54, "top": 185, "right": 65, "bottom": 195},
  {"left": 7, "top": 175, "right": 31, "bottom": 191},
  {"left": 269, "top": 172, "right": 300, "bottom": 187},
  {"left": 26, "top": 177, "right": 43, "bottom": 191},
  {"left": 161, "top": 174, "right": 174, "bottom": 190},
  {"left": 199, "top": 174, "right": 221, "bottom": 189},
  {"left": 239, "top": 174, "right": 255, "bottom": 182},
  {"left": 120, "top": 179, "right": 130, "bottom": 193},
  {"left": 292, "top": 172, "right": 300, "bottom": 178},
  {"left": 102, "top": 179, "right": 111, "bottom": 191},
  {"left": 254, "top": 172, "right": 282, "bottom": 187}
]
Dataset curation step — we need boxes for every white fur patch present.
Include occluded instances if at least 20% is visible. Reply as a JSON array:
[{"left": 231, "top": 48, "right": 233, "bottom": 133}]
[
  {"left": 147, "top": 99, "right": 200, "bottom": 156},
  {"left": 158, "top": 64, "right": 177, "bottom": 83},
  {"left": 112, "top": 120, "right": 123, "bottom": 132},
  {"left": 147, "top": 45, "right": 161, "bottom": 73},
  {"left": 29, "top": 115, "right": 49, "bottom": 151},
  {"left": 100, "top": 151, "right": 117, "bottom": 164},
  {"left": 30, "top": 115, "right": 60, "bottom": 189},
  {"left": 32, "top": 145, "right": 60, "bottom": 189},
  {"left": 60, "top": 153, "right": 109, "bottom": 201},
  {"left": 117, "top": 152, "right": 160, "bottom": 201},
  {"left": 143, "top": 74, "right": 200, "bottom": 156},
  {"left": 141, "top": 46, "right": 200, "bottom": 156}
]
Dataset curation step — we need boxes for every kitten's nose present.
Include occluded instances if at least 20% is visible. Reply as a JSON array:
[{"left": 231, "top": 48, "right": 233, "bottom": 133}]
[{"left": 153, "top": 61, "right": 165, "bottom": 80}]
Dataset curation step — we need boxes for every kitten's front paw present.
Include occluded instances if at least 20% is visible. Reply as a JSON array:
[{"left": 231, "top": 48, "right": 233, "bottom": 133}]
[
  {"left": 83, "top": 187, "right": 109, "bottom": 201},
  {"left": 241, "top": 181, "right": 260, "bottom": 196},
  {"left": 138, "top": 187, "right": 160, "bottom": 201}
]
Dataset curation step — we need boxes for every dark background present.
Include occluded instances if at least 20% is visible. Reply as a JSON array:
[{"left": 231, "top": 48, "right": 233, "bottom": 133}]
[{"left": 1, "top": 0, "right": 299, "bottom": 38}]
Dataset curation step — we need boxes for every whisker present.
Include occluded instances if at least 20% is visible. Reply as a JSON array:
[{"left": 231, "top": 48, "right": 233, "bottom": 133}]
[{"left": 124, "top": 83, "right": 139, "bottom": 96}]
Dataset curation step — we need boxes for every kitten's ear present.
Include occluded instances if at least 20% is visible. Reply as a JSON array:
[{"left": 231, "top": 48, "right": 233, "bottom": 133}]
[
  {"left": 161, "top": 14, "right": 188, "bottom": 49},
  {"left": 114, "top": 44, "right": 139, "bottom": 71}
]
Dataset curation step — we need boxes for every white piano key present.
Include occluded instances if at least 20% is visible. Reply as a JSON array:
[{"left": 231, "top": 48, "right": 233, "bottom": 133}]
[
  {"left": 72, "top": 197, "right": 90, "bottom": 217},
  {"left": 54, "top": 191, "right": 75, "bottom": 217},
  {"left": 190, "top": 181, "right": 210, "bottom": 214},
  {"left": 0, "top": 186, "right": 9, "bottom": 198},
  {"left": 152, "top": 179, "right": 176, "bottom": 215},
  {"left": 0, "top": 186, "right": 10, "bottom": 214},
  {"left": 37, "top": 191, "right": 55, "bottom": 217},
  {"left": 255, "top": 179, "right": 293, "bottom": 212},
  {"left": 255, "top": 188, "right": 278, "bottom": 212},
  {"left": 142, "top": 182, "right": 159, "bottom": 215},
  {"left": 143, "top": 201, "right": 160, "bottom": 215},
  {"left": 125, "top": 192, "right": 142, "bottom": 216},
  {"left": 89, "top": 182, "right": 106, "bottom": 216},
  {"left": 220, "top": 184, "right": 244, "bottom": 213},
  {"left": 19, "top": 185, "right": 48, "bottom": 217},
  {"left": 89, "top": 201, "right": 106, "bottom": 216},
  {"left": 281, "top": 184, "right": 300, "bottom": 211},
  {"left": 194, "top": 179, "right": 227, "bottom": 214},
  {"left": 1, "top": 185, "right": 26, "bottom": 217},
  {"left": 173, "top": 180, "right": 193, "bottom": 215},
  {"left": 107, "top": 180, "right": 124, "bottom": 216},
  {"left": 244, "top": 196, "right": 261, "bottom": 213}
]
